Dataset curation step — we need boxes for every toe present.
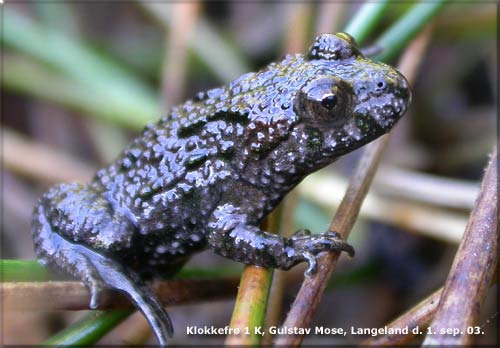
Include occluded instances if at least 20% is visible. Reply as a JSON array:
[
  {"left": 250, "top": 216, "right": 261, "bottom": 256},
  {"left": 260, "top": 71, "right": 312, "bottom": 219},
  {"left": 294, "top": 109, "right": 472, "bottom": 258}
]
[{"left": 301, "top": 251, "right": 317, "bottom": 276}]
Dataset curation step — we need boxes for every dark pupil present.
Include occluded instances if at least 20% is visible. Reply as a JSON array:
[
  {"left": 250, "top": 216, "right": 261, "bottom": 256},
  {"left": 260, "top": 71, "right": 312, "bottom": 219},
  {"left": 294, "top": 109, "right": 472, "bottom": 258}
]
[{"left": 321, "top": 94, "right": 337, "bottom": 110}]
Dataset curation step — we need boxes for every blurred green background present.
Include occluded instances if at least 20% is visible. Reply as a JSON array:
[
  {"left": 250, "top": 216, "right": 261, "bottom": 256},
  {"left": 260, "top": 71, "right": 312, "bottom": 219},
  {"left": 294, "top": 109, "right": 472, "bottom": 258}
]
[{"left": 2, "top": 1, "right": 497, "bottom": 345}]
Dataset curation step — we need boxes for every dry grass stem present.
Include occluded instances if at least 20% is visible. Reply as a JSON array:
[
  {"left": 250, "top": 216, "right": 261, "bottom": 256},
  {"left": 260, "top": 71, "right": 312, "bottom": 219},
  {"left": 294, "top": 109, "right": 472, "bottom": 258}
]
[
  {"left": 2, "top": 128, "right": 95, "bottom": 183},
  {"left": 300, "top": 173, "right": 468, "bottom": 244},
  {"left": 161, "top": 2, "right": 200, "bottom": 108},
  {"left": 423, "top": 147, "right": 498, "bottom": 345},
  {"left": 315, "top": 2, "right": 346, "bottom": 35},
  {"left": 364, "top": 287, "right": 443, "bottom": 345},
  {"left": 374, "top": 165, "right": 478, "bottom": 210},
  {"left": 283, "top": 3, "right": 312, "bottom": 54},
  {"left": 2, "top": 277, "right": 238, "bottom": 311},
  {"left": 363, "top": 265, "right": 498, "bottom": 345}
]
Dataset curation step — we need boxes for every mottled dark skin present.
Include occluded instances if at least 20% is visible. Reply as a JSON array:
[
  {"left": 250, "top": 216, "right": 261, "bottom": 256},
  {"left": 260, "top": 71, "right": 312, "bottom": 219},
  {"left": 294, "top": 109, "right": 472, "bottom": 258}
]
[{"left": 32, "top": 33, "right": 410, "bottom": 345}]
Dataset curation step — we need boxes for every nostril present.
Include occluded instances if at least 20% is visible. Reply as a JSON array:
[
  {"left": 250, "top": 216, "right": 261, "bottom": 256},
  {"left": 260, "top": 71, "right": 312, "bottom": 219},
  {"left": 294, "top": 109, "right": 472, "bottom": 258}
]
[{"left": 376, "top": 80, "right": 386, "bottom": 90}]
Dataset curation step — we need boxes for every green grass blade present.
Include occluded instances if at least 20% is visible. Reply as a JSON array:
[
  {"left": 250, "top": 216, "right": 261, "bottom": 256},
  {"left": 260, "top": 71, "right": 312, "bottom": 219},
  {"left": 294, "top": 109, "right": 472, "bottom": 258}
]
[
  {"left": 0, "top": 259, "right": 240, "bottom": 282},
  {"left": 343, "top": 0, "right": 391, "bottom": 45},
  {"left": 3, "top": 9, "right": 159, "bottom": 128},
  {"left": 374, "top": 1, "right": 447, "bottom": 62},
  {"left": 2, "top": 55, "right": 151, "bottom": 129},
  {"left": 0, "top": 260, "right": 52, "bottom": 282},
  {"left": 42, "top": 310, "right": 133, "bottom": 346}
]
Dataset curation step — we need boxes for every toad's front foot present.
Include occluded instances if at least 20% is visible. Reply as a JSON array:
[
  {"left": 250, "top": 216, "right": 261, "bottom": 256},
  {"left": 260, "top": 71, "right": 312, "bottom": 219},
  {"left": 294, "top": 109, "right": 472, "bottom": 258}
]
[{"left": 286, "top": 230, "right": 354, "bottom": 275}]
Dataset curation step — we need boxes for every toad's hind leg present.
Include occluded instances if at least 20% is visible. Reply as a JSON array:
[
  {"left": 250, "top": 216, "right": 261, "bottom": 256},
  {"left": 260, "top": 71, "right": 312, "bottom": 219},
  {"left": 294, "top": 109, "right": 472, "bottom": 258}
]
[
  {"left": 74, "top": 239, "right": 173, "bottom": 344},
  {"left": 32, "top": 184, "right": 172, "bottom": 345},
  {"left": 33, "top": 213, "right": 172, "bottom": 345}
]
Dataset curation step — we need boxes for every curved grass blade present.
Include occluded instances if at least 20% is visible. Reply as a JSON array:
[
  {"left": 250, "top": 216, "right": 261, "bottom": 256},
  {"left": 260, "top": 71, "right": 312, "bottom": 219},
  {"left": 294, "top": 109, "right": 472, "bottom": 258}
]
[{"left": 42, "top": 310, "right": 133, "bottom": 346}]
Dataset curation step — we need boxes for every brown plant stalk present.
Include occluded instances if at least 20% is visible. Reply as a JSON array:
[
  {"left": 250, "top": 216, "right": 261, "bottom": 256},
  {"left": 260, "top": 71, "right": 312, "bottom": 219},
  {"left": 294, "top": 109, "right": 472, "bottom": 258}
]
[
  {"left": 2, "top": 277, "right": 239, "bottom": 311},
  {"left": 365, "top": 148, "right": 497, "bottom": 346},
  {"left": 422, "top": 147, "right": 498, "bottom": 345},
  {"left": 363, "top": 264, "right": 498, "bottom": 346}
]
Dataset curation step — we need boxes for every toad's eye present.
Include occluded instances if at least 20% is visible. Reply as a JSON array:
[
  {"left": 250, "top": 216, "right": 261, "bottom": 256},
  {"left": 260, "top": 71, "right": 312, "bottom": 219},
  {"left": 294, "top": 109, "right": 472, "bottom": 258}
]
[
  {"left": 321, "top": 94, "right": 338, "bottom": 110},
  {"left": 295, "top": 76, "right": 353, "bottom": 125}
]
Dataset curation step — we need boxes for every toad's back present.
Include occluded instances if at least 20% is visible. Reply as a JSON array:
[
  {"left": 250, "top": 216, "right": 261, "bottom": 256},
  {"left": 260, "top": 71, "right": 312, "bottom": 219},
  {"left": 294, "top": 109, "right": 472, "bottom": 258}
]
[{"left": 94, "top": 53, "right": 311, "bottom": 229}]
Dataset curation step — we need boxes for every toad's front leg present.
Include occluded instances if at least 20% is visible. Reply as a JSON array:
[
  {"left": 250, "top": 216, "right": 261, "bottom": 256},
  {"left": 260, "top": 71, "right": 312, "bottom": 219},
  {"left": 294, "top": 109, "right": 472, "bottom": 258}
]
[{"left": 207, "top": 204, "right": 354, "bottom": 274}]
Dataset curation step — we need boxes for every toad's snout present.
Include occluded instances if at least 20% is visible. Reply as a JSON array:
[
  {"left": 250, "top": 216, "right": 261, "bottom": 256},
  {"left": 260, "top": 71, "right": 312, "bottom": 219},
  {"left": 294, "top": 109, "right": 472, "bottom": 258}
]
[{"left": 368, "top": 68, "right": 411, "bottom": 128}]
